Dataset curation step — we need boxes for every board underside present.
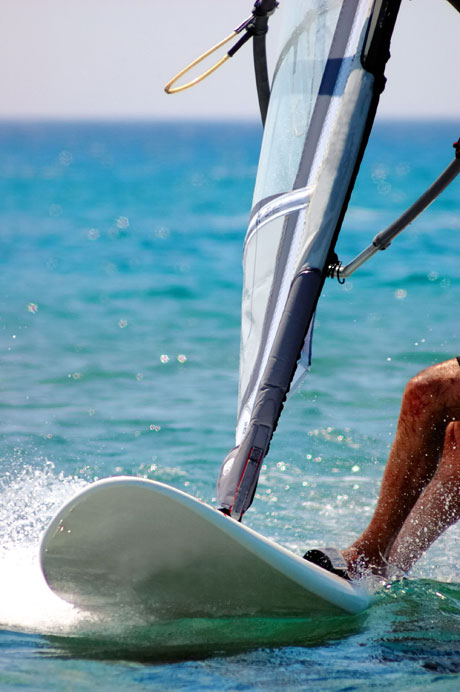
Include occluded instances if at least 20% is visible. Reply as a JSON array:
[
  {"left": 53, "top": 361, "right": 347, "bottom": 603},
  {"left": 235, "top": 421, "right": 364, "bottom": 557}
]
[{"left": 40, "top": 478, "right": 369, "bottom": 619}]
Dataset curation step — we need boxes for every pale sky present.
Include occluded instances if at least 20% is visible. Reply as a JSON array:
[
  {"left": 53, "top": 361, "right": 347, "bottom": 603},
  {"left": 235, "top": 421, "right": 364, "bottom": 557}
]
[{"left": 1, "top": 0, "right": 459, "bottom": 121}]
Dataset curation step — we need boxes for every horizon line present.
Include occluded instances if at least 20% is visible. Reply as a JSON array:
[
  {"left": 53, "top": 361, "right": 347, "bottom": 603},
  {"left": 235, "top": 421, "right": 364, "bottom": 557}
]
[{"left": 0, "top": 115, "right": 459, "bottom": 125}]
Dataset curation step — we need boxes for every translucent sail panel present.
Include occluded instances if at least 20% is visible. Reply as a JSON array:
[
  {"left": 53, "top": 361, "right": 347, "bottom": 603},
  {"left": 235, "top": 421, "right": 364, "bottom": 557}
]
[
  {"left": 238, "top": 213, "right": 285, "bottom": 417},
  {"left": 252, "top": 0, "right": 342, "bottom": 207}
]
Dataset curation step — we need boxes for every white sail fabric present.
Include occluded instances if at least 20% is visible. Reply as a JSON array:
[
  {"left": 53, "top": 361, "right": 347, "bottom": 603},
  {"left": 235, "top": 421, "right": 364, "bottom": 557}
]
[{"left": 236, "top": 0, "right": 375, "bottom": 445}]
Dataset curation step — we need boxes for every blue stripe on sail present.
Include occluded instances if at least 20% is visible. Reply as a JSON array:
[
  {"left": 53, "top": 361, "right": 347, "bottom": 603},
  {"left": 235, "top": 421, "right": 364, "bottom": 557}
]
[{"left": 319, "top": 57, "right": 352, "bottom": 96}]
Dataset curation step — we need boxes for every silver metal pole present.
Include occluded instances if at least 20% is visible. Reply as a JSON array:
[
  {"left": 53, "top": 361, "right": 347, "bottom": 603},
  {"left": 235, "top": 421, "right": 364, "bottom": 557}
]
[{"left": 329, "top": 154, "right": 460, "bottom": 280}]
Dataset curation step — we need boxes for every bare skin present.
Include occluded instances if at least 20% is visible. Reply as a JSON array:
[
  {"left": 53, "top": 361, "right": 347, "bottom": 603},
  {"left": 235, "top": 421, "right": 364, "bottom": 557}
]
[{"left": 342, "top": 358, "right": 460, "bottom": 577}]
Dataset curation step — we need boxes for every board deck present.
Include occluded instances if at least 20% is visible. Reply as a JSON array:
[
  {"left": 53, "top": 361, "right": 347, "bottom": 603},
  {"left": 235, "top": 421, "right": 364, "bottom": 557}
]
[{"left": 40, "top": 477, "right": 370, "bottom": 618}]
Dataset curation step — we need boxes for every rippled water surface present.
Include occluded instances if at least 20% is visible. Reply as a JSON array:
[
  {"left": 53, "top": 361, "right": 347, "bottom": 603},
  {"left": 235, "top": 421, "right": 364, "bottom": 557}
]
[{"left": 1, "top": 120, "right": 459, "bottom": 689}]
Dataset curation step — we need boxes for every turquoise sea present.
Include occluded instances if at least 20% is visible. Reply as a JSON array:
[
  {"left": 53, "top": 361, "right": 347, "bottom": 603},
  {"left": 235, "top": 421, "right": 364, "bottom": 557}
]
[{"left": 1, "top": 119, "right": 459, "bottom": 690}]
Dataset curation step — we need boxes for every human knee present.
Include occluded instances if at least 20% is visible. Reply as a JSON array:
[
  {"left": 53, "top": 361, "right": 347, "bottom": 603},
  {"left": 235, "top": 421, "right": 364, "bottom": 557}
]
[
  {"left": 402, "top": 361, "right": 460, "bottom": 418},
  {"left": 437, "top": 421, "right": 460, "bottom": 483},
  {"left": 402, "top": 370, "right": 442, "bottom": 418}
]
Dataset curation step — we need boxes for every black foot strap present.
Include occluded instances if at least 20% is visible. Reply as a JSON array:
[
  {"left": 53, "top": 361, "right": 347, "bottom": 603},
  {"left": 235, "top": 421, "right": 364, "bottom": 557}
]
[{"left": 303, "top": 547, "right": 350, "bottom": 581}]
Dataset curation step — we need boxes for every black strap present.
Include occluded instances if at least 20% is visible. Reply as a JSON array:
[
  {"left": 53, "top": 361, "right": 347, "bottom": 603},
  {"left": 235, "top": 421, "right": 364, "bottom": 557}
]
[
  {"left": 251, "top": 1, "right": 278, "bottom": 126},
  {"left": 446, "top": 0, "right": 460, "bottom": 12},
  {"left": 252, "top": 30, "right": 270, "bottom": 126},
  {"left": 217, "top": 1, "right": 278, "bottom": 126},
  {"left": 230, "top": 0, "right": 278, "bottom": 127}
]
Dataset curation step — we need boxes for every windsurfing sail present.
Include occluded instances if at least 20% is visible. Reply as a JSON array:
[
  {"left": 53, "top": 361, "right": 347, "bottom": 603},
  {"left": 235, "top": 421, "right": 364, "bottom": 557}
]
[
  {"left": 216, "top": 0, "right": 402, "bottom": 519},
  {"left": 163, "top": 0, "right": 459, "bottom": 521}
]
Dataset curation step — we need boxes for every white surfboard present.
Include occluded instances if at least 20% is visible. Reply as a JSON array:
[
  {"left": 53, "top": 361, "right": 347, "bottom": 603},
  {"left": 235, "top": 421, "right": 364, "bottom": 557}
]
[{"left": 40, "top": 477, "right": 370, "bottom": 618}]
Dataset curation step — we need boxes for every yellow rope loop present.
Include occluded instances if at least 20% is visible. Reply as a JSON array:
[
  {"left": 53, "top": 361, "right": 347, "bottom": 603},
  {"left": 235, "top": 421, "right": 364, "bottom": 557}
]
[{"left": 164, "top": 30, "right": 237, "bottom": 94}]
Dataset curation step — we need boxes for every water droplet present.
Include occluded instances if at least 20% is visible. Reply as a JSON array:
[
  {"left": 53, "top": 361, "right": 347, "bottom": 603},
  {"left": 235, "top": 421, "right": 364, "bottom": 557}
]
[
  {"left": 371, "top": 163, "right": 387, "bottom": 181},
  {"left": 116, "top": 216, "right": 129, "bottom": 230},
  {"left": 155, "top": 227, "right": 170, "bottom": 239},
  {"left": 377, "top": 181, "right": 392, "bottom": 196},
  {"left": 58, "top": 150, "right": 73, "bottom": 166},
  {"left": 87, "top": 228, "right": 100, "bottom": 240}
]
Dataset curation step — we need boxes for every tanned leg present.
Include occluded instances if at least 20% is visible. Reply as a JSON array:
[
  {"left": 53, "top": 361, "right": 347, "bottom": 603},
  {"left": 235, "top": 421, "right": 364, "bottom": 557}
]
[
  {"left": 386, "top": 420, "right": 460, "bottom": 573},
  {"left": 342, "top": 359, "right": 460, "bottom": 574}
]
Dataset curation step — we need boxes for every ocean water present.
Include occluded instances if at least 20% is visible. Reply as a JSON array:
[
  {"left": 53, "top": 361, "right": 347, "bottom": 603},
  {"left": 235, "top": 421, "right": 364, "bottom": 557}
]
[{"left": 0, "top": 119, "right": 459, "bottom": 690}]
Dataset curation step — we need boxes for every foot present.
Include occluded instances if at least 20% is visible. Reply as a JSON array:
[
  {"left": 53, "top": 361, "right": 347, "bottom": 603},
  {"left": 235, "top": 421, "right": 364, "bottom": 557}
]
[
  {"left": 303, "top": 547, "right": 350, "bottom": 580},
  {"left": 341, "top": 545, "right": 387, "bottom": 578}
]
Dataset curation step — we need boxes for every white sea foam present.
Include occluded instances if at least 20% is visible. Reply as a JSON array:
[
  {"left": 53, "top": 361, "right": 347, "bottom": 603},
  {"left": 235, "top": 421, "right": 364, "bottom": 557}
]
[{"left": 0, "top": 462, "right": 89, "bottom": 633}]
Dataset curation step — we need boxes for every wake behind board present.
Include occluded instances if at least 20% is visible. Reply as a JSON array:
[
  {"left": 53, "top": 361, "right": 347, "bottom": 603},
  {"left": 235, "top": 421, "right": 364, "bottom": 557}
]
[{"left": 40, "top": 477, "right": 369, "bottom": 618}]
